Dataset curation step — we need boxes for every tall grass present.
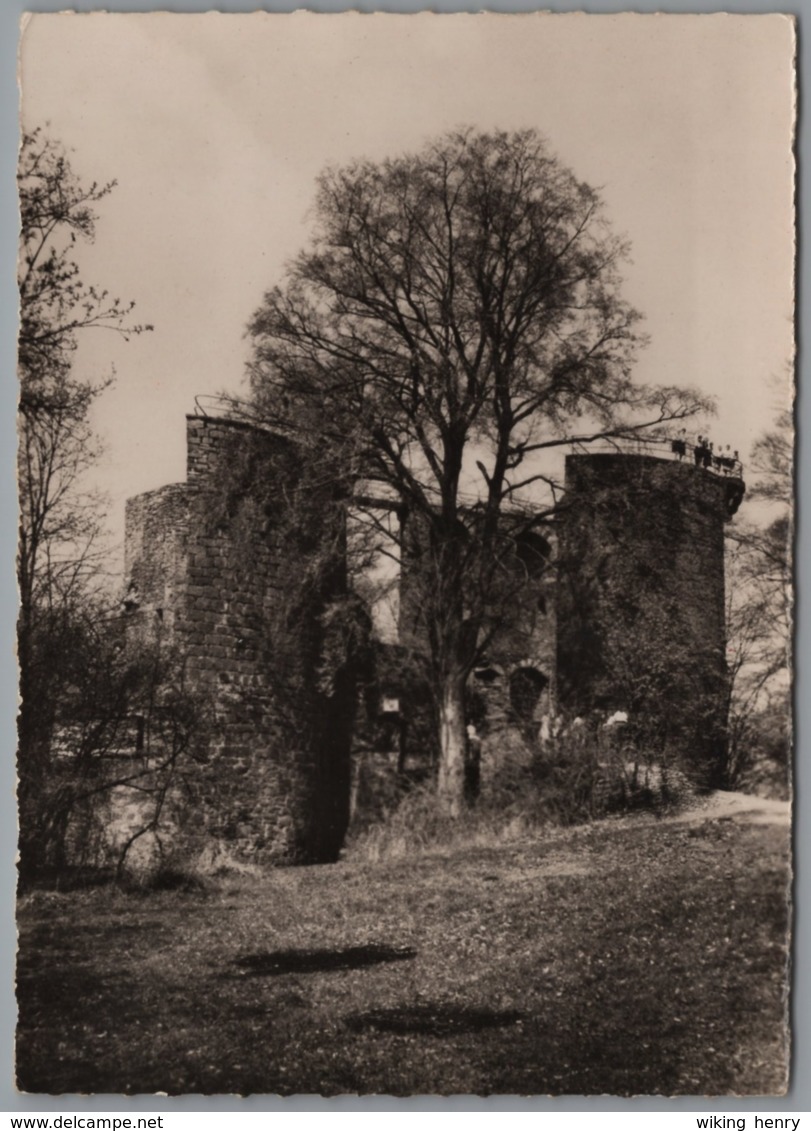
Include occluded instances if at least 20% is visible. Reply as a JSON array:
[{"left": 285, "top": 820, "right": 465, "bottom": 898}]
[
  {"left": 346, "top": 783, "right": 532, "bottom": 862},
  {"left": 347, "top": 723, "right": 694, "bottom": 863}
]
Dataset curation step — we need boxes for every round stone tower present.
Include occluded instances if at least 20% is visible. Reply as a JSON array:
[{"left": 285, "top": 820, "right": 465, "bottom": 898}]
[{"left": 555, "top": 450, "right": 745, "bottom": 786}]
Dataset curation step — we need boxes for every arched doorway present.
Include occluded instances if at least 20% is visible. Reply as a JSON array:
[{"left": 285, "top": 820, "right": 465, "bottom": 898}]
[{"left": 509, "top": 666, "right": 548, "bottom": 723}]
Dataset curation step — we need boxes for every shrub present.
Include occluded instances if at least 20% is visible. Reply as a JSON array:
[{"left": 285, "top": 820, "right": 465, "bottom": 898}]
[
  {"left": 346, "top": 714, "right": 695, "bottom": 862},
  {"left": 527, "top": 720, "right": 694, "bottom": 824}
]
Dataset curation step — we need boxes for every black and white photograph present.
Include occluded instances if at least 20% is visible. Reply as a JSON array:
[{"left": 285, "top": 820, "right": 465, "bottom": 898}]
[{"left": 14, "top": 11, "right": 795, "bottom": 1097}]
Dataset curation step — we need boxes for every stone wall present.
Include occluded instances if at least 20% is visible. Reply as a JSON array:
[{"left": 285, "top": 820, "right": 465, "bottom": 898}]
[
  {"left": 123, "top": 415, "right": 354, "bottom": 864},
  {"left": 124, "top": 483, "right": 189, "bottom": 640},
  {"left": 395, "top": 508, "right": 556, "bottom": 789},
  {"left": 555, "top": 453, "right": 742, "bottom": 786}
]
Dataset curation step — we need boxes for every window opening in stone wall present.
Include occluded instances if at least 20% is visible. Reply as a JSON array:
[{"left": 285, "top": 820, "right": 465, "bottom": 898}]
[{"left": 509, "top": 667, "right": 548, "bottom": 721}]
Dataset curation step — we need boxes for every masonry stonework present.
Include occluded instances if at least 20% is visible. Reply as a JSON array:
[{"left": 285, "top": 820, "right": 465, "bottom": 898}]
[
  {"left": 125, "top": 419, "right": 744, "bottom": 859},
  {"left": 124, "top": 416, "right": 354, "bottom": 863},
  {"left": 556, "top": 453, "right": 743, "bottom": 785},
  {"left": 392, "top": 509, "right": 557, "bottom": 792}
]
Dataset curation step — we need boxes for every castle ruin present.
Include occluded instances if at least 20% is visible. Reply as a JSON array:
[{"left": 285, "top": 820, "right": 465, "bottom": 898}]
[{"left": 123, "top": 412, "right": 745, "bottom": 863}]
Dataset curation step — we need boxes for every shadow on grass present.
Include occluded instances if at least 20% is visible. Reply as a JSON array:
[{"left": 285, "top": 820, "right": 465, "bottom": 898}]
[
  {"left": 233, "top": 944, "right": 417, "bottom": 977},
  {"left": 346, "top": 1004, "right": 524, "bottom": 1037}
]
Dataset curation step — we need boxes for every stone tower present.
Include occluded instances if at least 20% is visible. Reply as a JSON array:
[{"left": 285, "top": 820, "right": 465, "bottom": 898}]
[
  {"left": 555, "top": 451, "right": 745, "bottom": 786},
  {"left": 124, "top": 415, "right": 355, "bottom": 863}
]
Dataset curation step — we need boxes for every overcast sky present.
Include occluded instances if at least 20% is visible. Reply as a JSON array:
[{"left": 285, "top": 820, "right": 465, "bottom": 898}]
[{"left": 18, "top": 11, "right": 795, "bottom": 556}]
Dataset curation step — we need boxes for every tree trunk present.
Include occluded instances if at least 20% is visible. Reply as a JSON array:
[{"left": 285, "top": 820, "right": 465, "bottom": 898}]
[{"left": 437, "top": 675, "right": 467, "bottom": 817}]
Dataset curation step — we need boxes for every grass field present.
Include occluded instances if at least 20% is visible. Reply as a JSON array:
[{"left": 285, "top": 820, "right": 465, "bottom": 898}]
[{"left": 16, "top": 804, "right": 790, "bottom": 1097}]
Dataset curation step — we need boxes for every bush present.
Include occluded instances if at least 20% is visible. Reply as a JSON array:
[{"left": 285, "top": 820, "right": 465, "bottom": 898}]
[
  {"left": 527, "top": 721, "right": 694, "bottom": 824},
  {"left": 117, "top": 828, "right": 262, "bottom": 893},
  {"left": 346, "top": 716, "right": 695, "bottom": 863}
]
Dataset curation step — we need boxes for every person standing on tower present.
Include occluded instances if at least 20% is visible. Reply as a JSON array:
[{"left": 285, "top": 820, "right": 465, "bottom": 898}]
[{"left": 671, "top": 428, "right": 687, "bottom": 460}]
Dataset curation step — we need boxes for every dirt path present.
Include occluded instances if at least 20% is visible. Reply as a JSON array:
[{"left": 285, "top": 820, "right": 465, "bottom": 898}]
[
  {"left": 670, "top": 789, "right": 791, "bottom": 827},
  {"left": 583, "top": 789, "right": 792, "bottom": 842}
]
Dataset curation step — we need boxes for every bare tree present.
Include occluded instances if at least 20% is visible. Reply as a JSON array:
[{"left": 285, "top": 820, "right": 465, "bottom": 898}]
[
  {"left": 18, "top": 128, "right": 151, "bottom": 611},
  {"left": 724, "top": 407, "right": 792, "bottom": 786},
  {"left": 246, "top": 127, "right": 708, "bottom": 815},
  {"left": 23, "top": 612, "right": 212, "bottom": 884},
  {"left": 18, "top": 129, "right": 150, "bottom": 387},
  {"left": 17, "top": 129, "right": 151, "bottom": 882}
]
